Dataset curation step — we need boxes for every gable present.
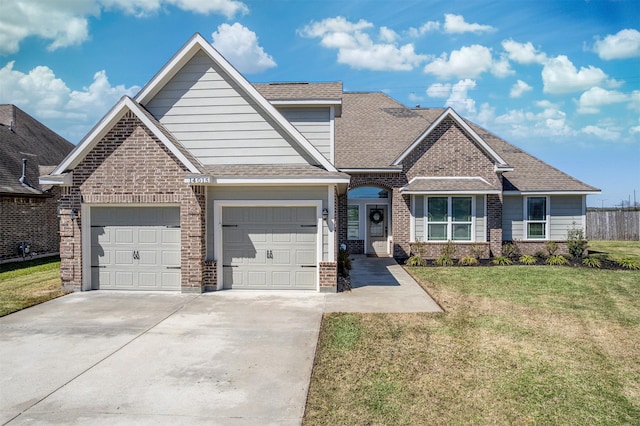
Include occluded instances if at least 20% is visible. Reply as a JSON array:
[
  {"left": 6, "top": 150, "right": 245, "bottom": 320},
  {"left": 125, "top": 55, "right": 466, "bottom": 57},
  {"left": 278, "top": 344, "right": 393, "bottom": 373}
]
[
  {"left": 402, "top": 116, "right": 502, "bottom": 188},
  {"left": 276, "top": 107, "right": 332, "bottom": 161}
]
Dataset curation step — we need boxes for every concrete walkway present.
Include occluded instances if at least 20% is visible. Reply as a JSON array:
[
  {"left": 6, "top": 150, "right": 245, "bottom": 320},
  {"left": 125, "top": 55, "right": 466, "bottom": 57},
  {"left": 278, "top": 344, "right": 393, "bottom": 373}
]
[
  {"left": 324, "top": 255, "right": 442, "bottom": 313},
  {"left": 0, "top": 257, "right": 440, "bottom": 425}
]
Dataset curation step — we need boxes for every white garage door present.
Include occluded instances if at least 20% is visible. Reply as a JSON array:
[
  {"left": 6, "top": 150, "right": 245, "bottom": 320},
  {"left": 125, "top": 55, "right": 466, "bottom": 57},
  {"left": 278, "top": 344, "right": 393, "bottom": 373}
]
[
  {"left": 91, "top": 207, "right": 181, "bottom": 291},
  {"left": 222, "top": 206, "right": 317, "bottom": 290}
]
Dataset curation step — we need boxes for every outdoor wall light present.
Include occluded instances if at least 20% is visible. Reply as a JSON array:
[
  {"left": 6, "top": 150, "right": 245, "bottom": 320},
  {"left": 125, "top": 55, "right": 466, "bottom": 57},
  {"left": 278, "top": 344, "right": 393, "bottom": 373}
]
[
  {"left": 70, "top": 208, "right": 78, "bottom": 221},
  {"left": 322, "top": 208, "right": 329, "bottom": 221}
]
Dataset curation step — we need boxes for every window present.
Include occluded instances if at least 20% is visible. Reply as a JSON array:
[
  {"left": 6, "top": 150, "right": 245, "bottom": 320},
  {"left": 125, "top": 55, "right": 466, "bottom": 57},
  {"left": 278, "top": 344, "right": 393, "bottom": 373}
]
[
  {"left": 427, "top": 196, "right": 473, "bottom": 241},
  {"left": 347, "top": 205, "right": 359, "bottom": 240},
  {"left": 348, "top": 186, "right": 389, "bottom": 199},
  {"left": 525, "top": 197, "right": 548, "bottom": 239}
]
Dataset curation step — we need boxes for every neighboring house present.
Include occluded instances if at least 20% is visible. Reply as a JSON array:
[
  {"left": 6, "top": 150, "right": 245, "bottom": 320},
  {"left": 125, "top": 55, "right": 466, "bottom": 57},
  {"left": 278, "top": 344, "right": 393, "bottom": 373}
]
[
  {"left": 41, "top": 34, "right": 599, "bottom": 293},
  {"left": 1, "top": 105, "right": 74, "bottom": 262}
]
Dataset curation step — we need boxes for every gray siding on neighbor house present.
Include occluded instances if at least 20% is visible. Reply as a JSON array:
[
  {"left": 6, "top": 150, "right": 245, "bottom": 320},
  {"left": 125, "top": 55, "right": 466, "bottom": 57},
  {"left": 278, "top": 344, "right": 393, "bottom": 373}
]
[
  {"left": 145, "top": 51, "right": 312, "bottom": 165},
  {"left": 550, "top": 195, "right": 584, "bottom": 239},
  {"left": 277, "top": 107, "right": 332, "bottom": 161},
  {"left": 206, "top": 186, "right": 330, "bottom": 261},
  {"left": 502, "top": 196, "right": 523, "bottom": 241},
  {"left": 412, "top": 194, "right": 486, "bottom": 242}
]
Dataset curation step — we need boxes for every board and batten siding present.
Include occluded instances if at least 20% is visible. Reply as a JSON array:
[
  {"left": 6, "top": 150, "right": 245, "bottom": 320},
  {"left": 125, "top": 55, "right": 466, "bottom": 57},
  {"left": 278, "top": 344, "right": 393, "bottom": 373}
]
[
  {"left": 276, "top": 107, "right": 331, "bottom": 161},
  {"left": 145, "top": 51, "right": 314, "bottom": 165},
  {"left": 206, "top": 186, "right": 330, "bottom": 261},
  {"left": 412, "top": 195, "right": 486, "bottom": 242},
  {"left": 503, "top": 195, "right": 585, "bottom": 240}
]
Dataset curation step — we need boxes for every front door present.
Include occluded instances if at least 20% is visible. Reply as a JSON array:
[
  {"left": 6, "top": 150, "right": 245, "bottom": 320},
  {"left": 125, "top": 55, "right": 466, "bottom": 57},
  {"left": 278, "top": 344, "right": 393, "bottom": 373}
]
[{"left": 366, "top": 205, "right": 388, "bottom": 256}]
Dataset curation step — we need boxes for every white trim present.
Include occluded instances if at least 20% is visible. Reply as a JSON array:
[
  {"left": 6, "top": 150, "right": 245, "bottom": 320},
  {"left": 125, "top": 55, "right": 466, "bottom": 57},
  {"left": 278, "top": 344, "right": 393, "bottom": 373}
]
[
  {"left": 269, "top": 99, "right": 342, "bottom": 106},
  {"left": 410, "top": 195, "right": 416, "bottom": 242},
  {"left": 581, "top": 195, "right": 587, "bottom": 235},
  {"left": 392, "top": 107, "right": 510, "bottom": 167},
  {"left": 402, "top": 190, "right": 501, "bottom": 195},
  {"left": 134, "top": 33, "right": 337, "bottom": 172},
  {"left": 523, "top": 196, "right": 550, "bottom": 240},
  {"left": 39, "top": 172, "right": 73, "bottom": 186},
  {"left": 483, "top": 195, "right": 488, "bottom": 243},
  {"left": 329, "top": 106, "right": 335, "bottom": 165},
  {"left": 400, "top": 177, "right": 502, "bottom": 195},
  {"left": 213, "top": 200, "right": 323, "bottom": 291},
  {"left": 328, "top": 185, "right": 335, "bottom": 262},
  {"left": 51, "top": 97, "right": 201, "bottom": 175},
  {"left": 503, "top": 190, "right": 601, "bottom": 195},
  {"left": 340, "top": 168, "right": 402, "bottom": 173},
  {"left": 195, "top": 177, "right": 351, "bottom": 186}
]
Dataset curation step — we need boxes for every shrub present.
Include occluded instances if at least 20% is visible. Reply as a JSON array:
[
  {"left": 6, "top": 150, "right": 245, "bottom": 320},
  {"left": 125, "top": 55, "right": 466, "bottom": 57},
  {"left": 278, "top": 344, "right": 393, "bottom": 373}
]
[
  {"left": 491, "top": 256, "right": 513, "bottom": 266},
  {"left": 440, "top": 240, "right": 456, "bottom": 258},
  {"left": 544, "top": 241, "right": 559, "bottom": 256},
  {"left": 618, "top": 257, "right": 640, "bottom": 270},
  {"left": 435, "top": 255, "right": 454, "bottom": 267},
  {"left": 534, "top": 250, "right": 546, "bottom": 260},
  {"left": 582, "top": 256, "right": 601, "bottom": 269},
  {"left": 406, "top": 254, "right": 426, "bottom": 267},
  {"left": 519, "top": 254, "right": 537, "bottom": 265},
  {"left": 338, "top": 248, "right": 352, "bottom": 277},
  {"left": 546, "top": 254, "right": 569, "bottom": 266},
  {"left": 566, "top": 223, "right": 588, "bottom": 260},
  {"left": 502, "top": 242, "right": 520, "bottom": 259},
  {"left": 458, "top": 256, "right": 479, "bottom": 266},
  {"left": 469, "top": 244, "right": 486, "bottom": 260}
]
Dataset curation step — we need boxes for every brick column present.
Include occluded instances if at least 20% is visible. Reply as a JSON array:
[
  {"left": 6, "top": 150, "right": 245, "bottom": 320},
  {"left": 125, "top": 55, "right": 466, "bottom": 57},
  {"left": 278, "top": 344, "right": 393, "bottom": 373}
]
[
  {"left": 392, "top": 191, "right": 411, "bottom": 258},
  {"left": 319, "top": 261, "right": 337, "bottom": 293},
  {"left": 180, "top": 186, "right": 206, "bottom": 293},
  {"left": 59, "top": 188, "right": 82, "bottom": 291},
  {"left": 487, "top": 194, "right": 503, "bottom": 257}
]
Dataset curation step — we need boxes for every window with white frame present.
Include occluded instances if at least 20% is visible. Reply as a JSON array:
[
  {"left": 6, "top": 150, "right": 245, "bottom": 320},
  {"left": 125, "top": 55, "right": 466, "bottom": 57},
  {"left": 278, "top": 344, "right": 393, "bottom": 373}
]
[
  {"left": 347, "top": 205, "right": 359, "bottom": 240},
  {"left": 525, "top": 196, "right": 548, "bottom": 239},
  {"left": 427, "top": 196, "right": 473, "bottom": 241}
]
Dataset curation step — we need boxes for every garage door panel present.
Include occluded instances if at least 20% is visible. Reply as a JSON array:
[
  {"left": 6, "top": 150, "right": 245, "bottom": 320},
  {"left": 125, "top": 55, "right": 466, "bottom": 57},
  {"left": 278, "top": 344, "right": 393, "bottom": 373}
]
[
  {"left": 138, "top": 229, "right": 158, "bottom": 244},
  {"left": 221, "top": 206, "right": 318, "bottom": 290},
  {"left": 91, "top": 207, "right": 181, "bottom": 291}
]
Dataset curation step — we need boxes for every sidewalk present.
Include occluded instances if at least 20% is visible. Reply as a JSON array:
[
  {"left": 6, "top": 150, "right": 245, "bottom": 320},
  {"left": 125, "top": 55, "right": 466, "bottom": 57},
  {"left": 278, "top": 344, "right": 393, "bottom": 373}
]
[{"left": 323, "top": 255, "right": 443, "bottom": 313}]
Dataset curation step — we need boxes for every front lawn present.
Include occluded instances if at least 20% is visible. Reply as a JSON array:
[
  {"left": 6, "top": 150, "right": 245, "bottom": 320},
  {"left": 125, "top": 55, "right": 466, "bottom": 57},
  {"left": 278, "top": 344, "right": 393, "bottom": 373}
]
[
  {"left": 304, "top": 266, "right": 640, "bottom": 425},
  {"left": 589, "top": 240, "right": 640, "bottom": 262},
  {"left": 0, "top": 257, "right": 67, "bottom": 317}
]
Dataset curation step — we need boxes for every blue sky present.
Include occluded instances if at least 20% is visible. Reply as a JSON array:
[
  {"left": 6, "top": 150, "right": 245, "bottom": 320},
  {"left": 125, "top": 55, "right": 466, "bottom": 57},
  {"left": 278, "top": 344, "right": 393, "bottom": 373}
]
[{"left": 1, "top": 0, "right": 638, "bottom": 207}]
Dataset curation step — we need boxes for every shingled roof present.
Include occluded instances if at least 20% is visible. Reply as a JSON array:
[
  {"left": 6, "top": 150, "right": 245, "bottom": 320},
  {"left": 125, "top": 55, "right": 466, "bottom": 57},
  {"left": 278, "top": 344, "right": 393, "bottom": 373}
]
[
  {"left": 333, "top": 92, "right": 597, "bottom": 193},
  {"left": 0, "top": 105, "right": 73, "bottom": 196},
  {"left": 253, "top": 82, "right": 343, "bottom": 100}
]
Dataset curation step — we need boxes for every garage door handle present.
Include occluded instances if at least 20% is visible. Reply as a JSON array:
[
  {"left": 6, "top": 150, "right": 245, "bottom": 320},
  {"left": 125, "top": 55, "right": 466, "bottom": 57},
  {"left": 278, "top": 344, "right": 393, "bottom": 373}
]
[
  {"left": 223, "top": 265, "right": 238, "bottom": 268},
  {"left": 300, "top": 224, "right": 317, "bottom": 227},
  {"left": 222, "top": 225, "right": 238, "bottom": 227},
  {"left": 301, "top": 265, "right": 317, "bottom": 268},
  {"left": 166, "top": 266, "right": 181, "bottom": 270},
  {"left": 91, "top": 265, "right": 105, "bottom": 268}
]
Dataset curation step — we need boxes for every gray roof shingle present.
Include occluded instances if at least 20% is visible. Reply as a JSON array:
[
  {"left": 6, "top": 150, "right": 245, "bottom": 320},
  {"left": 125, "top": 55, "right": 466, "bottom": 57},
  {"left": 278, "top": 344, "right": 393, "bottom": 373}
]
[
  {"left": 253, "top": 82, "right": 342, "bottom": 100},
  {"left": 0, "top": 105, "right": 74, "bottom": 195},
  {"left": 201, "top": 164, "right": 349, "bottom": 180},
  {"left": 402, "top": 177, "right": 500, "bottom": 193}
]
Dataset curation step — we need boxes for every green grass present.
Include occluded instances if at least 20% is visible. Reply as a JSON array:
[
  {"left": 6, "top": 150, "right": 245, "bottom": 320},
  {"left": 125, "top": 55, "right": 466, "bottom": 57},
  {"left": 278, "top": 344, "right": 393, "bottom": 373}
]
[
  {"left": 304, "top": 266, "right": 640, "bottom": 425},
  {"left": 589, "top": 240, "right": 640, "bottom": 262},
  {"left": 0, "top": 257, "right": 67, "bottom": 317}
]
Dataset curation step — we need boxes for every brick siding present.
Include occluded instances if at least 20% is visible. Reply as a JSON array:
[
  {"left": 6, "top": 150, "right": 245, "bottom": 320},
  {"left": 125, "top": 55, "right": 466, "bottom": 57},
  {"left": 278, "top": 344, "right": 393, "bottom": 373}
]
[
  {"left": 319, "top": 261, "right": 337, "bottom": 292},
  {"left": 0, "top": 188, "right": 62, "bottom": 261},
  {"left": 59, "top": 110, "right": 206, "bottom": 292}
]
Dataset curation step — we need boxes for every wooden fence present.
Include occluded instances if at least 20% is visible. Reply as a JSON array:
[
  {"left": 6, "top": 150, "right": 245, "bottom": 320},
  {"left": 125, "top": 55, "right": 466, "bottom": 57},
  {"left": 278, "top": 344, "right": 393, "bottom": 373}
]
[{"left": 586, "top": 209, "right": 640, "bottom": 241}]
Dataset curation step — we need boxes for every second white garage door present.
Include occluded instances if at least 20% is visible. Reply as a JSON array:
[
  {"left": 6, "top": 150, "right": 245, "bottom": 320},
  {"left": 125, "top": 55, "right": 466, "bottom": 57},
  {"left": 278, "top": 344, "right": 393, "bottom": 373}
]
[
  {"left": 91, "top": 207, "right": 181, "bottom": 291},
  {"left": 222, "top": 206, "right": 318, "bottom": 290}
]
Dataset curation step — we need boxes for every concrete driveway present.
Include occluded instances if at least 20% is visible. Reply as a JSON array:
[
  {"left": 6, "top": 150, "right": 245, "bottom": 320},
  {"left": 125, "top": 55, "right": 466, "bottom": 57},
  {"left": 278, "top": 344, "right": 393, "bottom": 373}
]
[
  {"left": 0, "top": 257, "right": 440, "bottom": 425},
  {"left": 0, "top": 291, "right": 325, "bottom": 425}
]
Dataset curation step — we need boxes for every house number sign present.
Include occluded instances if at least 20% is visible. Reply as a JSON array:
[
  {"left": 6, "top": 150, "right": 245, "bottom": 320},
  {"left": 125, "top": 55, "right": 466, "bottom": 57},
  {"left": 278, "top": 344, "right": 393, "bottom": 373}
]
[{"left": 184, "top": 176, "right": 211, "bottom": 184}]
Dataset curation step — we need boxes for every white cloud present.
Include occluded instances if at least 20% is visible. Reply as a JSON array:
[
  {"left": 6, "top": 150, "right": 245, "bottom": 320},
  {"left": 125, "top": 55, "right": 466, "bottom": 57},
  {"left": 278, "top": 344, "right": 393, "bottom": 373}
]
[
  {"left": 593, "top": 29, "right": 640, "bottom": 60},
  {"left": 300, "top": 17, "right": 427, "bottom": 71},
  {"left": 577, "top": 87, "right": 628, "bottom": 114},
  {"left": 0, "top": 0, "right": 96, "bottom": 55},
  {"left": 582, "top": 125, "right": 621, "bottom": 141},
  {"left": 426, "top": 83, "right": 452, "bottom": 98},
  {"left": 491, "top": 56, "right": 514, "bottom": 78},
  {"left": 407, "top": 21, "right": 440, "bottom": 37},
  {"left": 0, "top": 0, "right": 248, "bottom": 55},
  {"left": 443, "top": 14, "right": 495, "bottom": 34},
  {"left": 379, "top": 26, "right": 398, "bottom": 43},
  {"left": 502, "top": 39, "right": 547, "bottom": 64},
  {"left": 0, "top": 61, "right": 139, "bottom": 141},
  {"left": 541, "top": 55, "right": 620, "bottom": 94},
  {"left": 100, "top": 0, "right": 247, "bottom": 17},
  {"left": 510, "top": 80, "right": 533, "bottom": 98},
  {"left": 494, "top": 105, "right": 575, "bottom": 138},
  {"left": 630, "top": 126, "right": 640, "bottom": 135},
  {"left": 424, "top": 45, "right": 493, "bottom": 79},
  {"left": 211, "top": 23, "right": 276, "bottom": 74},
  {"left": 408, "top": 93, "right": 424, "bottom": 104}
]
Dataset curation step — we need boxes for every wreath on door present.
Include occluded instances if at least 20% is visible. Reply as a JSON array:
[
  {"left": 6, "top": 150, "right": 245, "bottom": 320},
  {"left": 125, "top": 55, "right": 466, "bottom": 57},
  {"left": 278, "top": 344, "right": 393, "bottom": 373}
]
[{"left": 370, "top": 209, "right": 384, "bottom": 224}]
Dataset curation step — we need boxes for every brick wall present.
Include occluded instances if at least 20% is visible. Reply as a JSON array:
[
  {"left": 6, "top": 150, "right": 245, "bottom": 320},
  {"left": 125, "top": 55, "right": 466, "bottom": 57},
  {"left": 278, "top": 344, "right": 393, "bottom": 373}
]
[
  {"left": 409, "top": 242, "right": 491, "bottom": 259},
  {"left": 0, "top": 188, "right": 62, "bottom": 261},
  {"left": 319, "top": 261, "right": 337, "bottom": 292},
  {"left": 59, "top": 110, "right": 206, "bottom": 292}
]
